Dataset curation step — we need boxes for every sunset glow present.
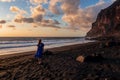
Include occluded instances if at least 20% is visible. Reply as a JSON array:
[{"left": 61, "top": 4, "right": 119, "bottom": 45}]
[{"left": 0, "top": 0, "right": 115, "bottom": 37}]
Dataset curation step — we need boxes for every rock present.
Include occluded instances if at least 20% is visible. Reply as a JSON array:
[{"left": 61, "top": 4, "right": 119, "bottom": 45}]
[
  {"left": 86, "top": 0, "right": 120, "bottom": 40},
  {"left": 0, "top": 71, "right": 7, "bottom": 78},
  {"left": 84, "top": 54, "right": 104, "bottom": 63},
  {"left": 76, "top": 56, "right": 85, "bottom": 63},
  {"left": 43, "top": 50, "right": 53, "bottom": 56}
]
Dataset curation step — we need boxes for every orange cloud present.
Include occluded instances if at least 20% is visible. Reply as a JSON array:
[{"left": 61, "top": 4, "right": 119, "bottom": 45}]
[
  {"left": 10, "top": 6, "right": 20, "bottom": 13},
  {"left": 10, "top": 6, "right": 27, "bottom": 14},
  {"left": 7, "top": 25, "right": 16, "bottom": 29}
]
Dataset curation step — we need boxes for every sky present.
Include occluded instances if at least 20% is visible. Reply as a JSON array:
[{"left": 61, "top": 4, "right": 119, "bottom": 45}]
[{"left": 0, "top": 0, "right": 116, "bottom": 37}]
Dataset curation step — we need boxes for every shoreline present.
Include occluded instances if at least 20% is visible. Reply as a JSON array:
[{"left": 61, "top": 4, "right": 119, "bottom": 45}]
[
  {"left": 0, "top": 37, "right": 90, "bottom": 56},
  {"left": 0, "top": 40, "right": 93, "bottom": 57},
  {"left": 0, "top": 42, "right": 95, "bottom": 59}
]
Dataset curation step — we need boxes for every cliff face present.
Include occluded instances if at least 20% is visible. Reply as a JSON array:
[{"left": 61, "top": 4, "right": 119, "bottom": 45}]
[{"left": 86, "top": 0, "right": 120, "bottom": 39}]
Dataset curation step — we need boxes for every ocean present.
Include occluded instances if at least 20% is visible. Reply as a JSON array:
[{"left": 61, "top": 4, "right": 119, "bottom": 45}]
[{"left": 0, "top": 37, "right": 93, "bottom": 55}]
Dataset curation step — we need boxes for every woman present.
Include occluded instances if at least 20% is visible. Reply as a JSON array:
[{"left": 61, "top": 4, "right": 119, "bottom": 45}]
[{"left": 35, "top": 39, "right": 44, "bottom": 64}]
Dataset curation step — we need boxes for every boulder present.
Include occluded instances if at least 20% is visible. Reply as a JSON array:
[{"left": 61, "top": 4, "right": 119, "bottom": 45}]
[
  {"left": 84, "top": 54, "right": 104, "bottom": 63},
  {"left": 76, "top": 56, "right": 85, "bottom": 63}
]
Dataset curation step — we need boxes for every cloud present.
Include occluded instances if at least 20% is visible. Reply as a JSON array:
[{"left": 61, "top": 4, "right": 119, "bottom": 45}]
[
  {"left": 10, "top": 6, "right": 30, "bottom": 24},
  {"left": 0, "top": 0, "right": 15, "bottom": 2},
  {"left": 49, "top": 0, "right": 80, "bottom": 15},
  {"left": 42, "top": 0, "right": 114, "bottom": 30},
  {"left": 48, "top": 0, "right": 85, "bottom": 29},
  {"left": 10, "top": 6, "right": 20, "bottom": 12},
  {"left": 41, "top": 19, "right": 60, "bottom": 25},
  {"left": 7, "top": 25, "right": 16, "bottom": 29},
  {"left": 36, "top": 23, "right": 61, "bottom": 28},
  {"left": 111, "top": 0, "right": 116, "bottom": 1},
  {"left": 0, "top": 20, "right": 6, "bottom": 24},
  {"left": 14, "top": 14, "right": 24, "bottom": 23},
  {"left": 10, "top": 6, "right": 27, "bottom": 14},
  {"left": 7, "top": 25, "right": 15, "bottom": 27},
  {"left": 61, "top": 0, "right": 80, "bottom": 14},
  {"left": 14, "top": 17, "right": 34, "bottom": 23},
  {"left": 12, "top": 4, "right": 60, "bottom": 29},
  {"left": 49, "top": 0, "right": 62, "bottom": 14},
  {"left": 22, "top": 18, "right": 34, "bottom": 23},
  {"left": 30, "top": 5, "right": 45, "bottom": 22},
  {"left": 14, "top": 5, "right": 45, "bottom": 23},
  {"left": 10, "top": 0, "right": 116, "bottom": 30},
  {"left": 61, "top": 0, "right": 115, "bottom": 30},
  {"left": 49, "top": 4, "right": 62, "bottom": 15},
  {"left": 12, "top": 0, "right": 80, "bottom": 29},
  {"left": 30, "top": 0, "right": 48, "bottom": 4},
  {"left": 32, "top": 19, "right": 60, "bottom": 28},
  {"left": 10, "top": 6, "right": 27, "bottom": 23}
]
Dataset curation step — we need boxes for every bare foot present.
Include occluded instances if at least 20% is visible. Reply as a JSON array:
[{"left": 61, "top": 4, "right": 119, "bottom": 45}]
[{"left": 38, "top": 61, "right": 42, "bottom": 64}]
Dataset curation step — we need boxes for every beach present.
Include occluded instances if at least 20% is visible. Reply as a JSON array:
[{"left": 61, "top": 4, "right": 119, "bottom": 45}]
[
  {"left": 0, "top": 0, "right": 120, "bottom": 80},
  {"left": 0, "top": 42, "right": 120, "bottom": 80}
]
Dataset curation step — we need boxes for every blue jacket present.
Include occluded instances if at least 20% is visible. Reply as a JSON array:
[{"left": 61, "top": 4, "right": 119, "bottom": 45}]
[{"left": 35, "top": 43, "right": 44, "bottom": 58}]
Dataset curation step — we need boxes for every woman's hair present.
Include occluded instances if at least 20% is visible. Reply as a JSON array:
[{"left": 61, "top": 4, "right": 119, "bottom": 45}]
[{"left": 38, "top": 39, "right": 42, "bottom": 45}]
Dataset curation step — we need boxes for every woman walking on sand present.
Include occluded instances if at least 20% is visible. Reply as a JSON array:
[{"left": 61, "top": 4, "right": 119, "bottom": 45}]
[{"left": 35, "top": 39, "right": 44, "bottom": 64}]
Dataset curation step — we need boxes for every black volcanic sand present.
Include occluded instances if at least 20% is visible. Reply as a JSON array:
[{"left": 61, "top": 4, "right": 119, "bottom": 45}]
[{"left": 0, "top": 42, "right": 120, "bottom": 80}]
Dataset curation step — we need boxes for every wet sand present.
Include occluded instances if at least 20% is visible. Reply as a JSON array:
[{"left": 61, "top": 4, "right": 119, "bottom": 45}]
[{"left": 0, "top": 42, "right": 120, "bottom": 80}]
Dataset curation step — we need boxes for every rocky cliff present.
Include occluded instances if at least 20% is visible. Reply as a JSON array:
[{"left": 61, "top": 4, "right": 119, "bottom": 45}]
[{"left": 86, "top": 0, "right": 120, "bottom": 39}]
